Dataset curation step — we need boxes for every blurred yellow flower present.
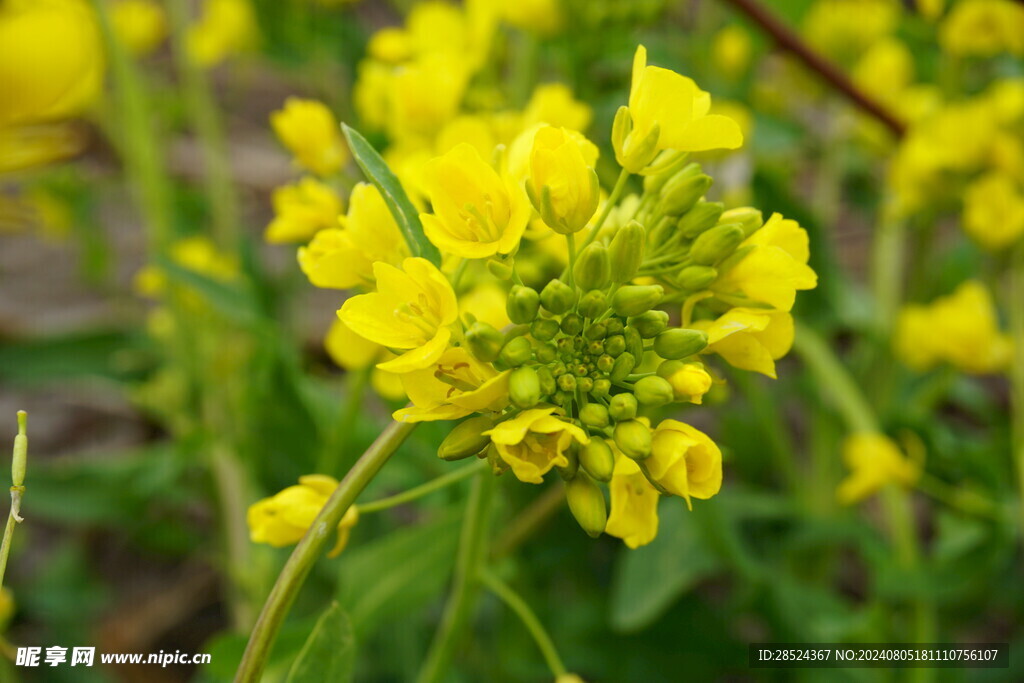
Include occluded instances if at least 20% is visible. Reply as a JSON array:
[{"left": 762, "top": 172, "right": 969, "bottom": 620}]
[
  {"left": 484, "top": 406, "right": 589, "bottom": 483},
  {"left": 712, "top": 25, "right": 752, "bottom": 80},
  {"left": 110, "top": 0, "right": 167, "bottom": 56},
  {"left": 647, "top": 420, "right": 722, "bottom": 508},
  {"left": 324, "top": 319, "right": 406, "bottom": 402},
  {"left": 837, "top": 433, "right": 920, "bottom": 504},
  {"left": 695, "top": 308, "right": 794, "bottom": 379},
  {"left": 499, "top": 0, "right": 563, "bottom": 36},
  {"left": 939, "top": 0, "right": 1024, "bottom": 57},
  {"left": 186, "top": 0, "right": 258, "bottom": 67},
  {"left": 459, "top": 282, "right": 511, "bottom": 330},
  {"left": 271, "top": 98, "right": 349, "bottom": 177},
  {"left": 962, "top": 171, "right": 1024, "bottom": 249},
  {"left": 895, "top": 280, "right": 1012, "bottom": 374},
  {"left": 338, "top": 257, "right": 458, "bottom": 373},
  {"left": 135, "top": 235, "right": 238, "bottom": 298},
  {"left": 526, "top": 126, "right": 600, "bottom": 234},
  {"left": 394, "top": 347, "right": 510, "bottom": 422},
  {"left": 247, "top": 475, "right": 359, "bottom": 557},
  {"left": 617, "top": 45, "right": 742, "bottom": 172},
  {"left": 852, "top": 38, "right": 915, "bottom": 109},
  {"left": 420, "top": 143, "right": 530, "bottom": 257},
  {"left": 265, "top": 177, "right": 342, "bottom": 244},
  {"left": 388, "top": 54, "right": 471, "bottom": 140},
  {"left": 522, "top": 83, "right": 593, "bottom": 133},
  {"left": 802, "top": 0, "right": 899, "bottom": 65},
  {"left": 297, "top": 182, "right": 408, "bottom": 289},
  {"left": 605, "top": 454, "right": 659, "bottom": 549}
]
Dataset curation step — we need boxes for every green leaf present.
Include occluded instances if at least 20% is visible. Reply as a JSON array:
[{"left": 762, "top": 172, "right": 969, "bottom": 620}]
[
  {"left": 342, "top": 123, "right": 441, "bottom": 265},
  {"left": 609, "top": 500, "right": 722, "bottom": 632},
  {"left": 286, "top": 602, "right": 355, "bottom": 683},
  {"left": 0, "top": 329, "right": 150, "bottom": 384}
]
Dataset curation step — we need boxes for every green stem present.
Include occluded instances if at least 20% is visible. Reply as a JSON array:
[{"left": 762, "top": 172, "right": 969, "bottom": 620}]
[
  {"left": 565, "top": 232, "right": 577, "bottom": 291},
  {"left": 359, "top": 460, "right": 487, "bottom": 514},
  {"left": 871, "top": 217, "right": 906, "bottom": 336},
  {"left": 479, "top": 568, "right": 567, "bottom": 678},
  {"left": 580, "top": 168, "right": 631, "bottom": 251},
  {"left": 0, "top": 411, "right": 27, "bottom": 592},
  {"left": 235, "top": 420, "right": 417, "bottom": 683},
  {"left": 1009, "top": 242, "right": 1024, "bottom": 534},
  {"left": 211, "top": 443, "right": 256, "bottom": 629},
  {"left": 416, "top": 471, "right": 495, "bottom": 683}
]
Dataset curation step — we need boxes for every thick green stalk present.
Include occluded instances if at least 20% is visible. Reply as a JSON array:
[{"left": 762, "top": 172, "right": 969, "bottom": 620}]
[
  {"left": 235, "top": 421, "right": 417, "bottom": 682},
  {"left": 1009, "top": 243, "right": 1024, "bottom": 533},
  {"left": 417, "top": 472, "right": 495, "bottom": 683}
]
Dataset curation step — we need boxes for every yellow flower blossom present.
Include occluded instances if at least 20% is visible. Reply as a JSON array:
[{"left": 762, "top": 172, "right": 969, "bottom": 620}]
[
  {"left": 247, "top": 475, "right": 359, "bottom": 557},
  {"left": 617, "top": 45, "right": 743, "bottom": 172},
  {"left": 297, "top": 182, "right": 408, "bottom": 289},
  {"left": 110, "top": 0, "right": 167, "bottom": 56},
  {"left": 837, "top": 433, "right": 920, "bottom": 504},
  {"left": 694, "top": 308, "right": 795, "bottom": 379},
  {"left": 265, "top": 177, "right": 343, "bottom": 244},
  {"left": 712, "top": 213, "right": 818, "bottom": 312},
  {"left": 605, "top": 454, "right": 659, "bottom": 549},
  {"left": 939, "top": 0, "right": 1024, "bottom": 57},
  {"left": 394, "top": 347, "right": 510, "bottom": 422},
  {"left": 895, "top": 280, "right": 1012, "bottom": 374},
  {"left": 420, "top": 143, "right": 530, "bottom": 258},
  {"left": 271, "top": 98, "right": 349, "bottom": 177},
  {"left": 646, "top": 420, "right": 723, "bottom": 508},
  {"left": 186, "top": 0, "right": 258, "bottom": 67},
  {"left": 368, "top": 27, "right": 413, "bottom": 64},
  {"left": 484, "top": 406, "right": 589, "bottom": 483},
  {"left": 526, "top": 126, "right": 600, "bottom": 234},
  {"left": 962, "top": 171, "right": 1024, "bottom": 249},
  {"left": 338, "top": 257, "right": 459, "bottom": 373}
]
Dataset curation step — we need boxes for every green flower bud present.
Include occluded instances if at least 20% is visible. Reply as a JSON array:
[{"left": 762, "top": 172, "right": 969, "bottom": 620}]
[
  {"left": 656, "top": 359, "right": 685, "bottom": 379},
  {"left": 557, "top": 442, "right": 579, "bottom": 480},
  {"left": 438, "top": 416, "right": 494, "bottom": 461},
  {"left": 531, "top": 318, "right": 560, "bottom": 341},
  {"left": 647, "top": 215, "right": 678, "bottom": 250},
  {"left": 507, "top": 285, "right": 540, "bottom": 324},
  {"left": 487, "top": 258, "right": 514, "bottom": 280},
  {"left": 580, "top": 403, "right": 609, "bottom": 428},
  {"left": 628, "top": 310, "right": 669, "bottom": 338},
  {"left": 677, "top": 201, "right": 724, "bottom": 238},
  {"left": 610, "top": 351, "right": 636, "bottom": 382},
  {"left": 634, "top": 375, "right": 674, "bottom": 406},
  {"left": 583, "top": 321, "right": 607, "bottom": 341},
  {"left": 605, "top": 318, "right": 624, "bottom": 335},
  {"left": 608, "top": 393, "right": 638, "bottom": 421},
  {"left": 560, "top": 312, "right": 583, "bottom": 335},
  {"left": 580, "top": 437, "right": 615, "bottom": 482},
  {"left": 642, "top": 153, "right": 693, "bottom": 194},
  {"left": 614, "top": 419, "right": 652, "bottom": 460},
  {"left": 718, "top": 206, "right": 763, "bottom": 237},
  {"left": 605, "top": 335, "right": 626, "bottom": 356},
  {"left": 557, "top": 374, "right": 577, "bottom": 392},
  {"left": 574, "top": 243, "right": 611, "bottom": 291},
  {"left": 579, "top": 290, "right": 608, "bottom": 319},
  {"left": 540, "top": 279, "right": 576, "bottom": 314},
  {"left": 656, "top": 173, "right": 712, "bottom": 217},
  {"left": 587, "top": 340, "right": 605, "bottom": 355},
  {"left": 466, "top": 321, "right": 504, "bottom": 362},
  {"left": 597, "top": 354, "right": 615, "bottom": 372},
  {"left": 574, "top": 363, "right": 589, "bottom": 377},
  {"left": 608, "top": 220, "right": 646, "bottom": 283},
  {"left": 624, "top": 326, "right": 644, "bottom": 360},
  {"left": 653, "top": 328, "right": 709, "bottom": 360},
  {"left": 592, "top": 378, "right": 611, "bottom": 397},
  {"left": 509, "top": 366, "right": 542, "bottom": 408},
  {"left": 486, "top": 443, "right": 509, "bottom": 476},
  {"left": 676, "top": 265, "right": 718, "bottom": 290},
  {"left": 499, "top": 335, "right": 533, "bottom": 367},
  {"left": 690, "top": 223, "right": 745, "bottom": 265},
  {"left": 535, "top": 343, "right": 557, "bottom": 364},
  {"left": 536, "top": 365, "right": 556, "bottom": 395},
  {"left": 565, "top": 472, "right": 607, "bottom": 537},
  {"left": 611, "top": 285, "right": 664, "bottom": 317},
  {"left": 613, "top": 105, "right": 660, "bottom": 173},
  {"left": 577, "top": 377, "right": 594, "bottom": 393}
]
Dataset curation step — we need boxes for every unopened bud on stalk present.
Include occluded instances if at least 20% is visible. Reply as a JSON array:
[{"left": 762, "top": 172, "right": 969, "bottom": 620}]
[
  {"left": 557, "top": 442, "right": 580, "bottom": 480},
  {"left": 628, "top": 310, "right": 669, "bottom": 338},
  {"left": 580, "top": 403, "right": 610, "bottom": 429},
  {"left": 592, "top": 378, "right": 611, "bottom": 397},
  {"left": 609, "top": 393, "right": 638, "bottom": 421},
  {"left": 579, "top": 290, "right": 608, "bottom": 319},
  {"left": 677, "top": 201, "right": 725, "bottom": 238},
  {"left": 642, "top": 152, "right": 692, "bottom": 194},
  {"left": 656, "top": 174, "right": 712, "bottom": 217},
  {"left": 499, "top": 336, "right": 532, "bottom": 367},
  {"left": 580, "top": 437, "right": 615, "bottom": 482},
  {"left": 718, "top": 207, "right": 763, "bottom": 237},
  {"left": 507, "top": 285, "right": 540, "bottom": 324},
  {"left": 610, "top": 352, "right": 636, "bottom": 383},
  {"left": 466, "top": 321, "right": 504, "bottom": 362},
  {"left": 560, "top": 312, "right": 583, "bottom": 335},
  {"left": 608, "top": 220, "right": 646, "bottom": 283},
  {"left": 634, "top": 376, "right": 674, "bottom": 406},
  {"left": 574, "top": 243, "right": 611, "bottom": 291},
  {"left": 509, "top": 366, "right": 542, "bottom": 408},
  {"left": 612, "top": 106, "right": 661, "bottom": 173},
  {"left": 663, "top": 362, "right": 713, "bottom": 403},
  {"left": 566, "top": 472, "right": 607, "bottom": 537},
  {"left": 540, "top": 279, "right": 576, "bottom": 314},
  {"left": 653, "top": 328, "right": 709, "bottom": 360},
  {"left": 605, "top": 334, "right": 626, "bottom": 357},
  {"left": 676, "top": 265, "right": 718, "bottom": 290},
  {"left": 690, "top": 223, "right": 745, "bottom": 265},
  {"left": 624, "top": 326, "right": 644, "bottom": 360},
  {"left": 536, "top": 365, "right": 557, "bottom": 395},
  {"left": 438, "top": 416, "right": 494, "bottom": 461},
  {"left": 614, "top": 419, "right": 652, "bottom": 459},
  {"left": 611, "top": 285, "right": 663, "bottom": 317},
  {"left": 531, "top": 318, "right": 560, "bottom": 341}
]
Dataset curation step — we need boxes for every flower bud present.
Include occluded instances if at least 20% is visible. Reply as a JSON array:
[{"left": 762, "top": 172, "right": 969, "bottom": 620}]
[
  {"left": 604, "top": 334, "right": 626, "bottom": 357},
  {"left": 628, "top": 310, "right": 669, "bottom": 338},
  {"left": 565, "top": 472, "right": 607, "bottom": 537},
  {"left": 605, "top": 318, "right": 624, "bottom": 335},
  {"left": 592, "top": 378, "right": 611, "bottom": 397},
  {"left": 614, "top": 419, "right": 652, "bottom": 459},
  {"left": 690, "top": 223, "right": 745, "bottom": 265},
  {"left": 664, "top": 362, "right": 712, "bottom": 403},
  {"left": 509, "top": 366, "right": 542, "bottom": 408},
  {"left": 653, "top": 328, "right": 708, "bottom": 360},
  {"left": 486, "top": 443, "right": 509, "bottom": 476},
  {"left": 580, "top": 437, "right": 615, "bottom": 481},
  {"left": 583, "top": 321, "right": 607, "bottom": 341},
  {"left": 466, "top": 321, "right": 505, "bottom": 362},
  {"left": 560, "top": 312, "right": 583, "bottom": 335},
  {"left": 557, "top": 441, "right": 580, "bottom": 480},
  {"left": 608, "top": 220, "right": 646, "bottom": 283},
  {"left": 574, "top": 243, "right": 611, "bottom": 291},
  {"left": 580, "top": 403, "right": 610, "bottom": 428},
  {"left": 487, "top": 258, "right": 515, "bottom": 280},
  {"left": 676, "top": 265, "right": 718, "bottom": 290},
  {"left": 499, "top": 335, "right": 533, "bottom": 367},
  {"left": 507, "top": 285, "right": 540, "bottom": 324},
  {"left": 624, "top": 326, "right": 644, "bottom": 360},
  {"left": 536, "top": 365, "right": 557, "bottom": 395},
  {"left": 614, "top": 107, "right": 661, "bottom": 173},
  {"left": 540, "top": 279, "right": 576, "bottom": 314},
  {"left": 609, "top": 393, "right": 638, "bottom": 421},
  {"left": 557, "top": 374, "right": 577, "bottom": 392},
  {"left": 579, "top": 290, "right": 608, "bottom": 319},
  {"left": 656, "top": 173, "right": 712, "bottom": 217},
  {"left": 642, "top": 153, "right": 692, "bottom": 194},
  {"left": 718, "top": 207, "right": 763, "bottom": 237},
  {"left": 634, "top": 375, "right": 674, "bottom": 406},
  {"left": 577, "top": 377, "right": 594, "bottom": 393},
  {"left": 527, "top": 126, "right": 601, "bottom": 234},
  {"left": 438, "top": 416, "right": 494, "bottom": 460},
  {"left": 536, "top": 343, "right": 556, "bottom": 363},
  {"left": 611, "top": 285, "right": 663, "bottom": 317},
  {"left": 610, "top": 351, "right": 636, "bottom": 382},
  {"left": 13, "top": 411, "right": 27, "bottom": 489},
  {"left": 531, "top": 318, "right": 560, "bottom": 341},
  {"left": 677, "top": 201, "right": 724, "bottom": 238}
]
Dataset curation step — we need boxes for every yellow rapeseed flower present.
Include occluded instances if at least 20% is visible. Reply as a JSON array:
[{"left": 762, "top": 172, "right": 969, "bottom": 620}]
[
  {"left": 526, "top": 126, "right": 600, "bottom": 234},
  {"left": 271, "top": 98, "right": 349, "bottom": 177},
  {"left": 484, "top": 407, "right": 589, "bottom": 483},
  {"left": 394, "top": 347, "right": 510, "bottom": 422},
  {"left": 265, "top": 177, "right": 343, "bottom": 244},
  {"left": 605, "top": 454, "right": 660, "bottom": 549},
  {"left": 962, "top": 171, "right": 1024, "bottom": 250},
  {"left": 802, "top": 0, "right": 899, "bottom": 65},
  {"left": 939, "top": 0, "right": 1024, "bottom": 57},
  {"left": 247, "top": 475, "right": 359, "bottom": 557},
  {"left": 837, "top": 433, "right": 920, "bottom": 504},
  {"left": 420, "top": 143, "right": 531, "bottom": 257},
  {"left": 499, "top": 0, "right": 563, "bottom": 36},
  {"left": 110, "top": 0, "right": 167, "bottom": 56},
  {"left": 695, "top": 308, "right": 794, "bottom": 379},
  {"left": 186, "top": 0, "right": 258, "bottom": 67},
  {"left": 338, "top": 257, "right": 459, "bottom": 373},
  {"left": 521, "top": 83, "right": 593, "bottom": 133},
  {"left": 646, "top": 420, "right": 723, "bottom": 509}
]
